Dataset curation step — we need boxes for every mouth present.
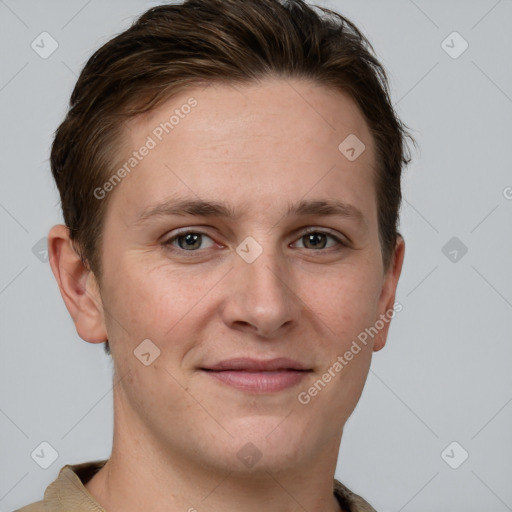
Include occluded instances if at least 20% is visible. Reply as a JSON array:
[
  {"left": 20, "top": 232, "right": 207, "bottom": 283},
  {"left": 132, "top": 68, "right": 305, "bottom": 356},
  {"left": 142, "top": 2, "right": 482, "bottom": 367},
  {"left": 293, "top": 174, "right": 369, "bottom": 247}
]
[{"left": 200, "top": 358, "right": 313, "bottom": 393}]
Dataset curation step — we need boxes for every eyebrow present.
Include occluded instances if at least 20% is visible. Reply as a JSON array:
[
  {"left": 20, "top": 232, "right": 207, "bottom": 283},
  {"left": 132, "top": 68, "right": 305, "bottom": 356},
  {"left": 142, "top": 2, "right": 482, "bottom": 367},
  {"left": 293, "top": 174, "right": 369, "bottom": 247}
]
[{"left": 134, "top": 197, "right": 367, "bottom": 228}]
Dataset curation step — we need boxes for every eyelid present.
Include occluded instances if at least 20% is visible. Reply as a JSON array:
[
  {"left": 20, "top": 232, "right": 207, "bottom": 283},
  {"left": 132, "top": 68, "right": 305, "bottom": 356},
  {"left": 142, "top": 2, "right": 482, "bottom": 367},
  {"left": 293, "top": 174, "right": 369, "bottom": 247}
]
[
  {"left": 162, "top": 227, "right": 217, "bottom": 248},
  {"left": 291, "top": 226, "right": 348, "bottom": 248},
  {"left": 295, "top": 226, "right": 345, "bottom": 239}
]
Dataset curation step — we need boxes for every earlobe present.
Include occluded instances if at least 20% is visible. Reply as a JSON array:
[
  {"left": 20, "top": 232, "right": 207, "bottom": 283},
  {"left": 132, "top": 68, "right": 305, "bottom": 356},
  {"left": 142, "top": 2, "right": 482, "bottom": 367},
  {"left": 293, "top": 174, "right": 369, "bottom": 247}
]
[
  {"left": 373, "top": 235, "right": 405, "bottom": 352},
  {"left": 48, "top": 224, "right": 108, "bottom": 344}
]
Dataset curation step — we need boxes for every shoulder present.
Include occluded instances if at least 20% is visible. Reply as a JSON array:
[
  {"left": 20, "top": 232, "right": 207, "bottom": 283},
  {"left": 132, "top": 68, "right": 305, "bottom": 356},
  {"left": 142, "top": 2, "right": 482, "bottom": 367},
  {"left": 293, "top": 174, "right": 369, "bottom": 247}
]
[
  {"left": 334, "top": 478, "right": 377, "bottom": 512},
  {"left": 12, "top": 459, "right": 108, "bottom": 512}
]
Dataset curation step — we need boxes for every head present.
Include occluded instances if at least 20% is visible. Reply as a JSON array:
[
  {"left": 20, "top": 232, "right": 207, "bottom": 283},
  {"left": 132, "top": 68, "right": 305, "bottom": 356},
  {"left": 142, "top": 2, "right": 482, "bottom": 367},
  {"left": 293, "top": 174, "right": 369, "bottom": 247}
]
[{"left": 49, "top": 0, "right": 414, "bottom": 475}]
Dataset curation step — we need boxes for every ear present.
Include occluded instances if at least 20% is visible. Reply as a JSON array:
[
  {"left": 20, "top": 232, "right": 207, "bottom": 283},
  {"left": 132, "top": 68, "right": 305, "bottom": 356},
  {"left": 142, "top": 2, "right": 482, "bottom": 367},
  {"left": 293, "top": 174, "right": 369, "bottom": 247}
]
[
  {"left": 372, "top": 234, "right": 405, "bottom": 352},
  {"left": 48, "top": 224, "right": 107, "bottom": 344}
]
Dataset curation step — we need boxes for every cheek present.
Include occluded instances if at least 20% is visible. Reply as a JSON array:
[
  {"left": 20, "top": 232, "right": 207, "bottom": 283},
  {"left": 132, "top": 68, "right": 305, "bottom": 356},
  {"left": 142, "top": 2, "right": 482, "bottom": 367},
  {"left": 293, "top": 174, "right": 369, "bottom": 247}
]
[
  {"left": 101, "top": 266, "right": 197, "bottom": 407},
  {"left": 101, "top": 256, "right": 222, "bottom": 349},
  {"left": 301, "top": 263, "right": 382, "bottom": 347}
]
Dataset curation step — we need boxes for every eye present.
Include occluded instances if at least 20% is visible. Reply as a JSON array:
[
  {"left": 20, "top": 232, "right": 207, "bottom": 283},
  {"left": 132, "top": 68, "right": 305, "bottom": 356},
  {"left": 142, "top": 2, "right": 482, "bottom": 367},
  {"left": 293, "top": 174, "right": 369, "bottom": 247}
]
[
  {"left": 292, "top": 229, "right": 346, "bottom": 250},
  {"left": 162, "top": 228, "right": 347, "bottom": 254},
  {"left": 163, "top": 231, "right": 215, "bottom": 251}
]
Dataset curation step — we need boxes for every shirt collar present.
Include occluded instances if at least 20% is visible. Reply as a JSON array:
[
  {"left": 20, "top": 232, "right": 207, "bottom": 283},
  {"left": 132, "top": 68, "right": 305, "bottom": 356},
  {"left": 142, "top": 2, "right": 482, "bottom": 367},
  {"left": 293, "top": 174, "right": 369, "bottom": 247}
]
[{"left": 42, "top": 460, "right": 375, "bottom": 512}]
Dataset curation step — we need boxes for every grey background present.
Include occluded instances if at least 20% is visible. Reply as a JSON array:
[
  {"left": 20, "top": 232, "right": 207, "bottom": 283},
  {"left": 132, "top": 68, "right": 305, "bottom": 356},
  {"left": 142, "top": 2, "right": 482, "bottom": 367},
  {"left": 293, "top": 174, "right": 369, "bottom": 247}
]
[{"left": 1, "top": 1, "right": 511, "bottom": 511}]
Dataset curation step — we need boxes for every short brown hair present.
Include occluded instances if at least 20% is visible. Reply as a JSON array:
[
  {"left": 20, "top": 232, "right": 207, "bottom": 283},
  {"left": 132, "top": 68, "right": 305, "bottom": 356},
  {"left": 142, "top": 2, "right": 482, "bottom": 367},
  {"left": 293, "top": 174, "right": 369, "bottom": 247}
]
[{"left": 51, "top": 0, "right": 415, "bottom": 355}]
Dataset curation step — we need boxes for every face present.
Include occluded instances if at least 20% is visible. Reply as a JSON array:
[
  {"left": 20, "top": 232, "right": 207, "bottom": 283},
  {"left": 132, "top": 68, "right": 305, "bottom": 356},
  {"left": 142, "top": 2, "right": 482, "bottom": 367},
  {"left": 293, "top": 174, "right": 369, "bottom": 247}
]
[{"left": 90, "top": 78, "right": 403, "bottom": 474}]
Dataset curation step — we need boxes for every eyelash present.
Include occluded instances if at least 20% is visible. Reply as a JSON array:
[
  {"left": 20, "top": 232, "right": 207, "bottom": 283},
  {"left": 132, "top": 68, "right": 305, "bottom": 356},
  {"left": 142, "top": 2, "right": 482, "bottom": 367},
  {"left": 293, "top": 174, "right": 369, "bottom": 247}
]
[{"left": 162, "top": 228, "right": 347, "bottom": 255}]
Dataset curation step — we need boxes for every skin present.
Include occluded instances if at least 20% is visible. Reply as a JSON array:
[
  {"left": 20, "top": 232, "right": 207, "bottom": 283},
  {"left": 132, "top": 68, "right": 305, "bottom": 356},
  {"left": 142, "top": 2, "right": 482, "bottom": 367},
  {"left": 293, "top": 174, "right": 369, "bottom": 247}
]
[{"left": 48, "top": 78, "right": 405, "bottom": 512}]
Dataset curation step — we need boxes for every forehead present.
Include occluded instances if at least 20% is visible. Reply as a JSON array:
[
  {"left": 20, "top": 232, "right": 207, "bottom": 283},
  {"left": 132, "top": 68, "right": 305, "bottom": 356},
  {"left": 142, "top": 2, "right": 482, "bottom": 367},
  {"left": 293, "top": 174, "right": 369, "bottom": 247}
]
[
  {"left": 128, "top": 78, "right": 373, "bottom": 156},
  {"left": 112, "top": 78, "right": 377, "bottom": 224}
]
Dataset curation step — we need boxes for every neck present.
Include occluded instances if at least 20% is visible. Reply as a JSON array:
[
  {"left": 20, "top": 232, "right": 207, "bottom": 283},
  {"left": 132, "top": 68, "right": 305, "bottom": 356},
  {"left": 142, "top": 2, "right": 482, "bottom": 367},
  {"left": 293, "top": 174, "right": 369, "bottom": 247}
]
[{"left": 85, "top": 389, "right": 345, "bottom": 512}]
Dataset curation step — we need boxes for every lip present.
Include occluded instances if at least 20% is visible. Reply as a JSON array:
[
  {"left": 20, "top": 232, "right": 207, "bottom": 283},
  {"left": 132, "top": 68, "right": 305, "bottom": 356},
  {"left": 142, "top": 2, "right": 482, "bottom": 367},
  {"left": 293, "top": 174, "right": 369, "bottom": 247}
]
[
  {"left": 200, "top": 358, "right": 312, "bottom": 393},
  {"left": 202, "top": 357, "right": 309, "bottom": 372}
]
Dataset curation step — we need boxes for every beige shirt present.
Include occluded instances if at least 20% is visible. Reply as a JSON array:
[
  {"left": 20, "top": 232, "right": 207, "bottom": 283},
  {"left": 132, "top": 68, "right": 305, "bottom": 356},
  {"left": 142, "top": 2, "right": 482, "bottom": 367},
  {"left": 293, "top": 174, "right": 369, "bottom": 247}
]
[{"left": 14, "top": 459, "right": 376, "bottom": 512}]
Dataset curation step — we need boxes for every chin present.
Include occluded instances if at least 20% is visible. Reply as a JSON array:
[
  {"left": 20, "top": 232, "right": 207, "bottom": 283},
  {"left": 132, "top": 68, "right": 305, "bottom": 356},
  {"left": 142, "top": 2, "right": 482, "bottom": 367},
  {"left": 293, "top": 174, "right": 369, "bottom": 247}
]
[{"left": 210, "top": 416, "right": 311, "bottom": 473}]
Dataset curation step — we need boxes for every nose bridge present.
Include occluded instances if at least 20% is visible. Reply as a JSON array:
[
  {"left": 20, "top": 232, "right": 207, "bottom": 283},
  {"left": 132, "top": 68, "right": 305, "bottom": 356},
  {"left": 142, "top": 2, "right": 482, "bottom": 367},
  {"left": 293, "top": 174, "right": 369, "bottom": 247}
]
[
  {"left": 238, "top": 239, "right": 287, "bottom": 305},
  {"left": 225, "top": 236, "right": 297, "bottom": 336}
]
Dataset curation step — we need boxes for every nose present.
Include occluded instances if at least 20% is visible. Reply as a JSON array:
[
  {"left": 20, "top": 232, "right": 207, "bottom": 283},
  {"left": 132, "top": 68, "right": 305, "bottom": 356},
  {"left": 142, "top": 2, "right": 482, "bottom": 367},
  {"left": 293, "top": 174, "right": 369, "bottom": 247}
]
[{"left": 220, "top": 244, "right": 300, "bottom": 339}]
